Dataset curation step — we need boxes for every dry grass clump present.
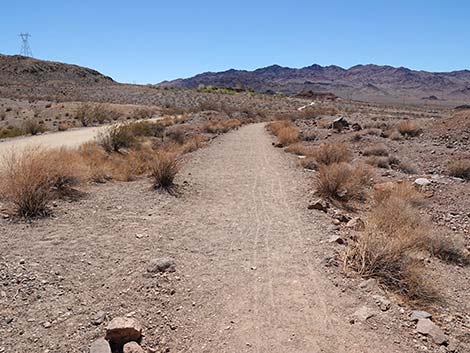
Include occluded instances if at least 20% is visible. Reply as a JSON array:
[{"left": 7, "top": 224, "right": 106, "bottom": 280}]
[
  {"left": 315, "top": 162, "right": 371, "bottom": 202},
  {"left": 363, "top": 144, "right": 388, "bottom": 157},
  {"left": 150, "top": 152, "right": 180, "bottom": 191},
  {"left": 181, "top": 135, "right": 207, "bottom": 153},
  {"left": 203, "top": 119, "right": 242, "bottom": 134},
  {"left": 285, "top": 142, "right": 315, "bottom": 156},
  {"left": 344, "top": 185, "right": 436, "bottom": 302},
  {"left": 427, "top": 232, "right": 469, "bottom": 265},
  {"left": 23, "top": 119, "right": 46, "bottom": 135},
  {"left": 299, "top": 156, "right": 318, "bottom": 170},
  {"left": 314, "top": 143, "right": 352, "bottom": 165},
  {"left": 448, "top": 159, "right": 470, "bottom": 180},
  {"left": 396, "top": 121, "right": 422, "bottom": 137},
  {"left": 266, "top": 120, "right": 300, "bottom": 146},
  {"left": 373, "top": 181, "right": 426, "bottom": 208},
  {"left": 0, "top": 149, "right": 54, "bottom": 217},
  {"left": 0, "top": 126, "right": 25, "bottom": 138},
  {"left": 0, "top": 148, "right": 87, "bottom": 217},
  {"left": 78, "top": 142, "right": 113, "bottom": 183},
  {"left": 366, "top": 156, "right": 390, "bottom": 169}
]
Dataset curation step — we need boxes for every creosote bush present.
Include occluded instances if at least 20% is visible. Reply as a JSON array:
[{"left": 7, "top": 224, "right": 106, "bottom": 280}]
[
  {"left": 99, "top": 124, "right": 137, "bottom": 153},
  {"left": 23, "top": 119, "right": 46, "bottom": 135}
]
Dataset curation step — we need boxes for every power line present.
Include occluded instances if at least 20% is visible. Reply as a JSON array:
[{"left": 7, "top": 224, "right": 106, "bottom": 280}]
[{"left": 19, "top": 33, "right": 33, "bottom": 57}]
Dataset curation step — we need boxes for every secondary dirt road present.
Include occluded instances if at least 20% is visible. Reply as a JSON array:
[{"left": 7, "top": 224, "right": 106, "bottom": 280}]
[
  {"left": 0, "top": 123, "right": 411, "bottom": 353},
  {"left": 0, "top": 126, "right": 104, "bottom": 156}
]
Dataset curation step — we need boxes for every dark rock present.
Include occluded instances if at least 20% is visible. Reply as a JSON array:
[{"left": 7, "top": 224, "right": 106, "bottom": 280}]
[{"left": 330, "top": 117, "right": 349, "bottom": 131}]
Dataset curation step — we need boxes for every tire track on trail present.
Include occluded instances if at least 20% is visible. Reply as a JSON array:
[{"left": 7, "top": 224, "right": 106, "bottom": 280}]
[{"left": 153, "top": 123, "right": 412, "bottom": 353}]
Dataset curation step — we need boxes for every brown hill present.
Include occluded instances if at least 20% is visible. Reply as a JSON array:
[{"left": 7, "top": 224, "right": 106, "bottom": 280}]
[{"left": 0, "top": 54, "right": 114, "bottom": 85}]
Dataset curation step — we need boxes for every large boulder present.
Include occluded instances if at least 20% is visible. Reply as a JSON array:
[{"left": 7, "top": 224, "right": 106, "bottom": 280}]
[{"left": 416, "top": 318, "right": 448, "bottom": 345}]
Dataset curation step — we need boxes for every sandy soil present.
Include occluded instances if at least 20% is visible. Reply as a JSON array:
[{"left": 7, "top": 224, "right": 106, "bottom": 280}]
[{"left": 0, "top": 124, "right": 412, "bottom": 353}]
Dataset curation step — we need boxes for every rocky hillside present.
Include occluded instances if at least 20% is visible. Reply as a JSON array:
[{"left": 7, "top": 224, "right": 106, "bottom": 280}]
[
  {"left": 160, "top": 64, "right": 470, "bottom": 104},
  {"left": 0, "top": 54, "right": 114, "bottom": 85}
]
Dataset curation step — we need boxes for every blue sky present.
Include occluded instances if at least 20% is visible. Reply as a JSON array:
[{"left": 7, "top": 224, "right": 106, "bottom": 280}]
[{"left": 1, "top": 1, "right": 469, "bottom": 83}]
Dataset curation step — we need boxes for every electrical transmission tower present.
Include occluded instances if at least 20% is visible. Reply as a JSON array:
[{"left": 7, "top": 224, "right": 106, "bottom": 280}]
[{"left": 19, "top": 33, "right": 33, "bottom": 57}]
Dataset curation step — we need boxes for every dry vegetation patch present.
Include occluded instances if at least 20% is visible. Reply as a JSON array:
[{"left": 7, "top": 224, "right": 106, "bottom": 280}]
[
  {"left": 266, "top": 120, "right": 300, "bottom": 146},
  {"left": 314, "top": 162, "right": 371, "bottom": 202},
  {"left": 448, "top": 159, "right": 470, "bottom": 180}
]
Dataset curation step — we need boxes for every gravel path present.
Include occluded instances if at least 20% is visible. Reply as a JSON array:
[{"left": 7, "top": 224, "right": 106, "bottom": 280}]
[{"left": 0, "top": 123, "right": 411, "bottom": 353}]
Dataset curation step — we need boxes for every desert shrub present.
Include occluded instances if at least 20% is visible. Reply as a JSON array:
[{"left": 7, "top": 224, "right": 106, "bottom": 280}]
[
  {"left": 131, "top": 107, "right": 154, "bottom": 120},
  {"left": 448, "top": 159, "right": 470, "bottom": 180},
  {"left": 128, "top": 121, "right": 165, "bottom": 138},
  {"left": 0, "top": 150, "right": 53, "bottom": 217},
  {"left": 166, "top": 126, "right": 186, "bottom": 144},
  {"left": 150, "top": 152, "right": 180, "bottom": 191},
  {"left": 344, "top": 191, "right": 436, "bottom": 302},
  {"left": 366, "top": 156, "right": 390, "bottom": 169},
  {"left": 78, "top": 142, "right": 112, "bottom": 183},
  {"left": 203, "top": 119, "right": 242, "bottom": 134},
  {"left": 0, "top": 126, "right": 25, "bottom": 138},
  {"left": 45, "top": 149, "right": 88, "bottom": 196},
  {"left": 363, "top": 144, "right": 388, "bottom": 157},
  {"left": 98, "top": 124, "right": 137, "bottom": 153},
  {"left": 285, "top": 142, "right": 315, "bottom": 156},
  {"left": 299, "top": 156, "right": 318, "bottom": 170},
  {"left": 76, "top": 103, "right": 93, "bottom": 127},
  {"left": 373, "top": 181, "right": 425, "bottom": 208},
  {"left": 181, "top": 135, "right": 206, "bottom": 153},
  {"left": 396, "top": 160, "right": 418, "bottom": 174},
  {"left": 315, "top": 162, "right": 371, "bottom": 202},
  {"left": 427, "top": 233, "right": 469, "bottom": 265},
  {"left": 396, "top": 121, "right": 422, "bottom": 137},
  {"left": 23, "top": 119, "right": 45, "bottom": 135},
  {"left": 266, "top": 120, "right": 299, "bottom": 146},
  {"left": 301, "top": 130, "right": 317, "bottom": 141},
  {"left": 314, "top": 143, "right": 352, "bottom": 165}
]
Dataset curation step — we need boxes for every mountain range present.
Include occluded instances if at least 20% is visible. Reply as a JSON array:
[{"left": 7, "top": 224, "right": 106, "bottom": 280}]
[{"left": 159, "top": 63, "right": 470, "bottom": 104}]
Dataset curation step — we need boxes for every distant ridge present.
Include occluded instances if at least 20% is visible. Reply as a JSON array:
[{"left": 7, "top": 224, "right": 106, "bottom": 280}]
[{"left": 159, "top": 63, "right": 470, "bottom": 103}]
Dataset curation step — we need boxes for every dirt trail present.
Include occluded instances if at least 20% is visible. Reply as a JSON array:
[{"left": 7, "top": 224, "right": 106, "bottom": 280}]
[
  {"left": 0, "top": 118, "right": 163, "bottom": 157},
  {"left": 0, "top": 123, "right": 411, "bottom": 353},
  {"left": 158, "top": 123, "right": 406, "bottom": 352}
]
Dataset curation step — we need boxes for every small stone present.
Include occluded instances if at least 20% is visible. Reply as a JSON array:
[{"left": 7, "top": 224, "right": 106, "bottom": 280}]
[
  {"left": 346, "top": 217, "right": 365, "bottom": 231},
  {"left": 123, "top": 342, "right": 144, "bottom": 353},
  {"left": 105, "top": 317, "right": 142, "bottom": 346},
  {"left": 328, "top": 235, "right": 345, "bottom": 245},
  {"left": 135, "top": 234, "right": 145, "bottom": 239},
  {"left": 91, "top": 311, "right": 106, "bottom": 326},
  {"left": 410, "top": 310, "right": 432, "bottom": 322},
  {"left": 89, "top": 338, "right": 112, "bottom": 353},
  {"left": 351, "top": 306, "right": 377, "bottom": 323},
  {"left": 147, "top": 258, "right": 176, "bottom": 273},
  {"left": 19, "top": 259, "right": 25, "bottom": 265},
  {"left": 308, "top": 199, "right": 329, "bottom": 212},
  {"left": 416, "top": 318, "right": 448, "bottom": 345},
  {"left": 372, "top": 295, "right": 391, "bottom": 311},
  {"left": 414, "top": 178, "right": 431, "bottom": 187},
  {"left": 358, "top": 278, "right": 377, "bottom": 291},
  {"left": 43, "top": 321, "right": 52, "bottom": 328}
]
